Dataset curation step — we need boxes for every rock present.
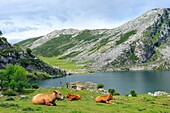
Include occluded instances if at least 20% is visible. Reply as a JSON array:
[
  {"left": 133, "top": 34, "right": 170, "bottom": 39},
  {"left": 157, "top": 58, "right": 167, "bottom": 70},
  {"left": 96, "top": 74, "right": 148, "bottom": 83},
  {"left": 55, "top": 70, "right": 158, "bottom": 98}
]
[
  {"left": 148, "top": 92, "right": 154, "bottom": 96},
  {"left": 128, "top": 94, "right": 132, "bottom": 97},
  {"left": 153, "top": 91, "right": 168, "bottom": 96},
  {"left": 68, "top": 81, "right": 109, "bottom": 94},
  {"left": 0, "top": 94, "right": 3, "bottom": 97},
  {"left": 5, "top": 97, "right": 15, "bottom": 101},
  {"left": 19, "top": 95, "right": 29, "bottom": 100}
]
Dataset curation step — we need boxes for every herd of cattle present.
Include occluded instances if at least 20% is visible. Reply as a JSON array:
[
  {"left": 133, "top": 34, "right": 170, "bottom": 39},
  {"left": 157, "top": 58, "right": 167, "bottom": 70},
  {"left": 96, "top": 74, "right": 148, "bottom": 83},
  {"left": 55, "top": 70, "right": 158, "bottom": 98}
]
[{"left": 32, "top": 90, "right": 115, "bottom": 106}]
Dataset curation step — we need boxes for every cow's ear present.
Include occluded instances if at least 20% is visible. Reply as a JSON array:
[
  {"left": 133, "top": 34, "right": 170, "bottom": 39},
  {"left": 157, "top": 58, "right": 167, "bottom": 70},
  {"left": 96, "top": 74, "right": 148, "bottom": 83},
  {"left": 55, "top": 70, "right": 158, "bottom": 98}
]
[{"left": 54, "top": 91, "right": 58, "bottom": 94}]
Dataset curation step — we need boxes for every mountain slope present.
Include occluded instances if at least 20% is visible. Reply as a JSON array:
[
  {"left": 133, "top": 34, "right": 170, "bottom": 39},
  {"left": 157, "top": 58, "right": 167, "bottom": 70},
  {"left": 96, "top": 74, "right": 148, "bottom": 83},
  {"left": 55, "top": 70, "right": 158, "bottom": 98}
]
[
  {"left": 18, "top": 8, "right": 170, "bottom": 71},
  {"left": 0, "top": 37, "right": 66, "bottom": 79}
]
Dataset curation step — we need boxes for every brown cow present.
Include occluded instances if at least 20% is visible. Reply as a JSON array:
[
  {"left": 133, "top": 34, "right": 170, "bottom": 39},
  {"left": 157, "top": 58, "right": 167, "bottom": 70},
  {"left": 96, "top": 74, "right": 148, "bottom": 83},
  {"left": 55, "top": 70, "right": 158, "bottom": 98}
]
[
  {"left": 32, "top": 90, "right": 64, "bottom": 106},
  {"left": 66, "top": 93, "right": 81, "bottom": 101},
  {"left": 95, "top": 94, "right": 115, "bottom": 104}
]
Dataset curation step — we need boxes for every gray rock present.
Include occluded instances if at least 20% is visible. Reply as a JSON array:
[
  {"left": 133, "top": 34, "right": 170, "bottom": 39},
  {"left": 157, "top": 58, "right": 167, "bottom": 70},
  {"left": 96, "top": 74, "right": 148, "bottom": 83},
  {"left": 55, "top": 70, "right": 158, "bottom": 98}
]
[
  {"left": 5, "top": 96, "right": 15, "bottom": 101},
  {"left": 19, "top": 95, "right": 29, "bottom": 100}
]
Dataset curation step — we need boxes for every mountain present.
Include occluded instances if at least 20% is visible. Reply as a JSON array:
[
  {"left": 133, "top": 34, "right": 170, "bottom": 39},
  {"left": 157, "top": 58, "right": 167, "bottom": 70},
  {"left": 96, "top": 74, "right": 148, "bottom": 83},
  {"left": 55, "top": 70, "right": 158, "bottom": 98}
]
[
  {"left": 0, "top": 37, "right": 66, "bottom": 79},
  {"left": 18, "top": 8, "right": 170, "bottom": 71}
]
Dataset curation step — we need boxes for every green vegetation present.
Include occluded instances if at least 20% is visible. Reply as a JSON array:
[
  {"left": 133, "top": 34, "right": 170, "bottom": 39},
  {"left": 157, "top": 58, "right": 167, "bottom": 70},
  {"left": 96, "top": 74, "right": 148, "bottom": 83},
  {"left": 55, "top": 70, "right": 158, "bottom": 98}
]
[
  {"left": 2, "top": 90, "right": 18, "bottom": 96},
  {"left": 0, "top": 65, "right": 28, "bottom": 93},
  {"left": 152, "top": 28, "right": 160, "bottom": 44},
  {"left": 0, "top": 87, "right": 169, "bottom": 113},
  {"left": 128, "top": 54, "right": 138, "bottom": 62},
  {"left": 89, "top": 38, "right": 109, "bottom": 52},
  {"left": 0, "top": 31, "right": 2, "bottom": 36},
  {"left": 151, "top": 19, "right": 170, "bottom": 44},
  {"left": 32, "top": 30, "right": 104, "bottom": 57},
  {"left": 33, "top": 35, "right": 73, "bottom": 57},
  {"left": 130, "top": 90, "right": 137, "bottom": 97},
  {"left": 75, "top": 30, "right": 104, "bottom": 42},
  {"left": 116, "top": 30, "right": 137, "bottom": 45},
  {"left": 16, "top": 36, "right": 42, "bottom": 47},
  {"left": 31, "top": 84, "right": 39, "bottom": 89},
  {"left": 39, "top": 56, "right": 83, "bottom": 70},
  {"left": 108, "top": 89, "right": 115, "bottom": 95},
  {"left": 58, "top": 51, "right": 82, "bottom": 59},
  {"left": 97, "top": 84, "right": 104, "bottom": 89},
  {"left": 26, "top": 48, "right": 32, "bottom": 56}
]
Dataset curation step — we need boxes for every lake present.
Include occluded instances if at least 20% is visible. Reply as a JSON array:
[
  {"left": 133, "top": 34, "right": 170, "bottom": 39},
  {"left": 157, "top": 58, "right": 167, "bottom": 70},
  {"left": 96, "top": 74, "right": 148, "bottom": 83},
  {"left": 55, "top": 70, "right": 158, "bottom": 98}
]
[{"left": 31, "top": 71, "right": 170, "bottom": 95}]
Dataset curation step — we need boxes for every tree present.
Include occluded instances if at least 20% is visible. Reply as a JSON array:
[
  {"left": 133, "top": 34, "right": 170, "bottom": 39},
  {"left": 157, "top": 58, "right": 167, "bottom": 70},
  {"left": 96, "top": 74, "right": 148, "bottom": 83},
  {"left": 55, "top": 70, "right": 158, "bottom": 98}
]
[
  {"left": 130, "top": 90, "right": 137, "bottom": 97},
  {"left": 0, "top": 65, "right": 28, "bottom": 92},
  {"left": 97, "top": 84, "right": 104, "bottom": 89},
  {"left": 5, "top": 64, "right": 16, "bottom": 83},
  {"left": 32, "top": 83, "right": 39, "bottom": 89},
  {"left": 9, "top": 80, "right": 16, "bottom": 90},
  {"left": 26, "top": 48, "right": 32, "bottom": 56},
  {"left": 0, "top": 31, "right": 2, "bottom": 36},
  {"left": 108, "top": 89, "right": 115, "bottom": 95},
  {"left": 11, "top": 65, "right": 28, "bottom": 92},
  {"left": 0, "top": 70, "right": 8, "bottom": 91}
]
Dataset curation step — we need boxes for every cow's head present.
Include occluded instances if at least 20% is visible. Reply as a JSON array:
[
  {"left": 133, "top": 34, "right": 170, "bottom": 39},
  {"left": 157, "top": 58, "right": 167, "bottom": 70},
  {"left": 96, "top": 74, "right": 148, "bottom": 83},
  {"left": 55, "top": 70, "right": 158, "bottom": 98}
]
[
  {"left": 66, "top": 93, "right": 71, "bottom": 98},
  {"left": 54, "top": 90, "right": 64, "bottom": 100},
  {"left": 108, "top": 94, "right": 114, "bottom": 100}
]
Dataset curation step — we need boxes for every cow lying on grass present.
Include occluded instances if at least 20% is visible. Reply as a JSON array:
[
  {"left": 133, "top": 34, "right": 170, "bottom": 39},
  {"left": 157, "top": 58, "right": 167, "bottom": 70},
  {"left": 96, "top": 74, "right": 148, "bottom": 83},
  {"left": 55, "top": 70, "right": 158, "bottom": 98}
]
[
  {"left": 66, "top": 93, "right": 81, "bottom": 101},
  {"left": 32, "top": 90, "right": 64, "bottom": 106},
  {"left": 95, "top": 94, "right": 115, "bottom": 104}
]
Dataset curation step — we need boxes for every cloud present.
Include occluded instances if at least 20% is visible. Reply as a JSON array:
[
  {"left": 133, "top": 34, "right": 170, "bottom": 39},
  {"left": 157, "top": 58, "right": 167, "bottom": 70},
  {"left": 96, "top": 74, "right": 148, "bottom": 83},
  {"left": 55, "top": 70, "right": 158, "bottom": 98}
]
[{"left": 0, "top": 0, "right": 170, "bottom": 43}]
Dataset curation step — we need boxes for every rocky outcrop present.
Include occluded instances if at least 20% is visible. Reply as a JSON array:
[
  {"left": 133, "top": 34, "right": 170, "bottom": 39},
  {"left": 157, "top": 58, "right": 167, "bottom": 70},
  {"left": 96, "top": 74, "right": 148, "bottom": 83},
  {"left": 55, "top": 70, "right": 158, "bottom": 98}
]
[
  {"left": 0, "top": 37, "right": 66, "bottom": 78},
  {"left": 68, "top": 82, "right": 109, "bottom": 95}
]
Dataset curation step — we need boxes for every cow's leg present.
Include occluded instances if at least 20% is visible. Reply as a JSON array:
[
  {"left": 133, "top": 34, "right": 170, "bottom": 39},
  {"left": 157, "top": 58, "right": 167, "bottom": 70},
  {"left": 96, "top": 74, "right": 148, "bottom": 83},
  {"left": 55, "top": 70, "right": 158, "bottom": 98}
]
[
  {"left": 45, "top": 100, "right": 53, "bottom": 106},
  {"left": 52, "top": 100, "right": 57, "bottom": 106},
  {"left": 68, "top": 97, "right": 72, "bottom": 101},
  {"left": 105, "top": 100, "right": 111, "bottom": 104}
]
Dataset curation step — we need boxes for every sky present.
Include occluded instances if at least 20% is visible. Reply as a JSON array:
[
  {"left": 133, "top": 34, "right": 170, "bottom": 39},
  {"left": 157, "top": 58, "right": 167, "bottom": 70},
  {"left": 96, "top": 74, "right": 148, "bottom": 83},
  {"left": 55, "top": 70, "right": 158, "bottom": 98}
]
[{"left": 0, "top": 0, "right": 169, "bottom": 43}]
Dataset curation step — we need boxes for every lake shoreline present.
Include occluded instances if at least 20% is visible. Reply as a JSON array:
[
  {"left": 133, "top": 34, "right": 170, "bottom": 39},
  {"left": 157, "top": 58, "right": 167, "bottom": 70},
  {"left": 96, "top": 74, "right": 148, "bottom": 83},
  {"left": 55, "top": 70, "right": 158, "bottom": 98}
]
[{"left": 30, "top": 71, "right": 170, "bottom": 95}]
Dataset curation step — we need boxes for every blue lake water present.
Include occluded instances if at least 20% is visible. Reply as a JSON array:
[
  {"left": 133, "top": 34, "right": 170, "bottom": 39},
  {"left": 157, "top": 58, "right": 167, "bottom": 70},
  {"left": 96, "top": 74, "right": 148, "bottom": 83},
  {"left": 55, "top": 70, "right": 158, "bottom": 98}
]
[{"left": 31, "top": 71, "right": 170, "bottom": 95}]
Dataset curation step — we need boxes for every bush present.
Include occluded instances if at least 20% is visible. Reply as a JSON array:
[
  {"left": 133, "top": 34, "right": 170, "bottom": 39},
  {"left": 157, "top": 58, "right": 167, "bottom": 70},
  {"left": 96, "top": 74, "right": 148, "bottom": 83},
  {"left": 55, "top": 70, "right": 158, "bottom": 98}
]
[
  {"left": 97, "top": 84, "right": 104, "bottom": 89},
  {"left": 113, "top": 92, "right": 120, "bottom": 95},
  {"left": 32, "top": 84, "right": 39, "bottom": 89},
  {"left": 2, "top": 90, "right": 18, "bottom": 96},
  {"left": 26, "top": 48, "right": 32, "bottom": 56},
  {"left": 108, "top": 89, "right": 115, "bottom": 95},
  {"left": 0, "top": 31, "right": 2, "bottom": 36},
  {"left": 130, "top": 90, "right": 137, "bottom": 97}
]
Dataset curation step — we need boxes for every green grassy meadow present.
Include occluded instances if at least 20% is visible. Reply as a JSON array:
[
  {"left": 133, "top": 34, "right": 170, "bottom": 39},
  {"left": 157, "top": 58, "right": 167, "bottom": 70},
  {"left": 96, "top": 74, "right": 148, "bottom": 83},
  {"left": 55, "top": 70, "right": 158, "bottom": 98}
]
[
  {"left": 0, "top": 87, "right": 169, "bottom": 113},
  {"left": 39, "top": 56, "right": 84, "bottom": 71}
]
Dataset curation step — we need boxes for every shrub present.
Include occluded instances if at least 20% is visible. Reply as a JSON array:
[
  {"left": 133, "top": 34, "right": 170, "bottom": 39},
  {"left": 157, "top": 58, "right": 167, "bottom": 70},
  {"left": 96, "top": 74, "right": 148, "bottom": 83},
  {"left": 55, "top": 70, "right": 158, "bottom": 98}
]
[
  {"left": 0, "top": 31, "right": 2, "bottom": 36},
  {"left": 130, "top": 90, "right": 137, "bottom": 97},
  {"left": 108, "top": 89, "right": 115, "bottom": 95},
  {"left": 97, "top": 84, "right": 104, "bottom": 89},
  {"left": 26, "top": 48, "right": 32, "bottom": 56},
  {"left": 32, "top": 84, "right": 39, "bottom": 89},
  {"left": 113, "top": 92, "right": 120, "bottom": 95},
  {"left": 2, "top": 90, "right": 18, "bottom": 96}
]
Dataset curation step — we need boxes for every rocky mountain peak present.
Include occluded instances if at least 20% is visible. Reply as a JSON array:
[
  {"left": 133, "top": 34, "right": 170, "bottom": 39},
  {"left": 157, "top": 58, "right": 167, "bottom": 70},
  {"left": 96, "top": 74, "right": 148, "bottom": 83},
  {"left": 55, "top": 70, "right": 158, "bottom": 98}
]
[
  {"left": 30, "top": 28, "right": 79, "bottom": 49},
  {"left": 17, "top": 8, "right": 170, "bottom": 71}
]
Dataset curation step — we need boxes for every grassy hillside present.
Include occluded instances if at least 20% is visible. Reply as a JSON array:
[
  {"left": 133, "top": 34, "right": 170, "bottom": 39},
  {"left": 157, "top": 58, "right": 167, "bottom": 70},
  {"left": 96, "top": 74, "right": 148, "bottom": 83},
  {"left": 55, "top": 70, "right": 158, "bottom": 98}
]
[
  {"left": 33, "top": 30, "right": 104, "bottom": 57},
  {"left": 16, "top": 36, "right": 42, "bottom": 48},
  {"left": 0, "top": 87, "right": 169, "bottom": 113},
  {"left": 39, "top": 56, "right": 84, "bottom": 70}
]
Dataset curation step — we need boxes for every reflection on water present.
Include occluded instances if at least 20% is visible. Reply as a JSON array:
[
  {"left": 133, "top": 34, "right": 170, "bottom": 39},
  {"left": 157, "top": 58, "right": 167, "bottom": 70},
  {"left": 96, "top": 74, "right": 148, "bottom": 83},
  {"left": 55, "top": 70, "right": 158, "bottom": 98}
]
[{"left": 31, "top": 71, "right": 170, "bottom": 95}]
